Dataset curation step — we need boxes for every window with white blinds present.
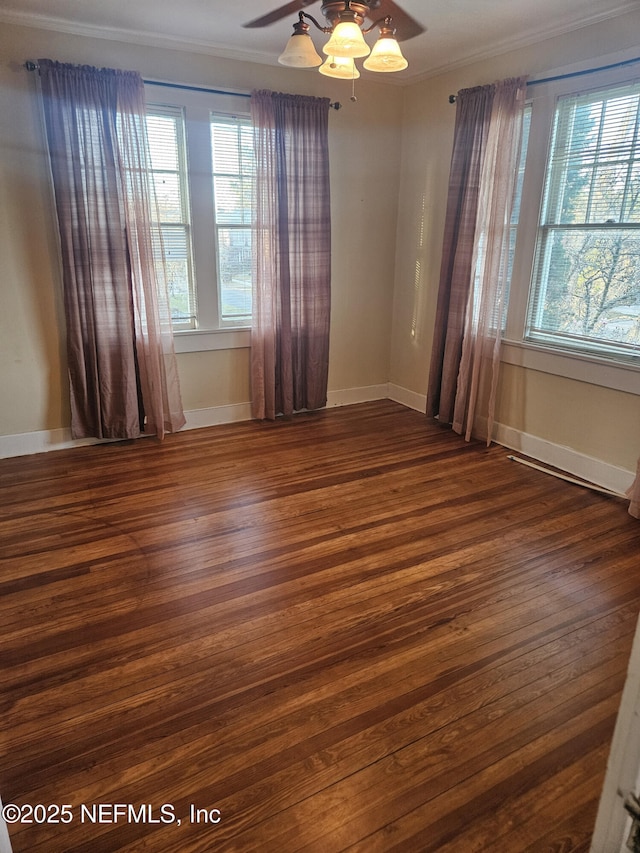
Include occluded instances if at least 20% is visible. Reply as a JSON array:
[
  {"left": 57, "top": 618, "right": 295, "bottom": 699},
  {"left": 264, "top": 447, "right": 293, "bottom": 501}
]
[
  {"left": 145, "top": 87, "right": 254, "bottom": 335},
  {"left": 211, "top": 115, "right": 254, "bottom": 324},
  {"left": 146, "top": 106, "right": 195, "bottom": 328},
  {"left": 526, "top": 81, "right": 640, "bottom": 362}
]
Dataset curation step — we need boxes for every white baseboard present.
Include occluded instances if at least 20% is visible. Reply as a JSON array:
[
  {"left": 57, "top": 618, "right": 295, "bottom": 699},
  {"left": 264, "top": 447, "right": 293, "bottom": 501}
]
[
  {"left": 388, "top": 383, "right": 427, "bottom": 413},
  {"left": 184, "top": 402, "right": 253, "bottom": 430},
  {"left": 0, "top": 404, "right": 254, "bottom": 459},
  {"left": 494, "top": 421, "right": 635, "bottom": 497},
  {"left": 327, "top": 384, "right": 389, "bottom": 408},
  {"left": 0, "top": 427, "right": 96, "bottom": 459}
]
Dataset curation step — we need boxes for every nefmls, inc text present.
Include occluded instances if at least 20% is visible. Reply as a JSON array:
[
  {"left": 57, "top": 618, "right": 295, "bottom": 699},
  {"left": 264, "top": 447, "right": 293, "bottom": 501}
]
[
  {"left": 1, "top": 802, "right": 222, "bottom": 826},
  {"left": 80, "top": 803, "right": 221, "bottom": 824}
]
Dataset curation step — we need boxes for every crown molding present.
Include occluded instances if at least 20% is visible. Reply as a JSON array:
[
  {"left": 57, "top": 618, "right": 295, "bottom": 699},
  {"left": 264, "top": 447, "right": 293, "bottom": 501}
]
[
  {"left": 0, "top": 8, "right": 279, "bottom": 67},
  {"left": 396, "top": 0, "right": 639, "bottom": 84}
]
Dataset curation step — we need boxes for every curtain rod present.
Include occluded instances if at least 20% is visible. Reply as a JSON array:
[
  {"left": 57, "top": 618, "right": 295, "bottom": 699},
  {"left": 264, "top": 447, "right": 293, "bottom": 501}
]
[
  {"left": 25, "top": 62, "right": 342, "bottom": 110},
  {"left": 143, "top": 77, "right": 251, "bottom": 98},
  {"left": 143, "top": 78, "right": 341, "bottom": 109},
  {"left": 448, "top": 54, "right": 640, "bottom": 103}
]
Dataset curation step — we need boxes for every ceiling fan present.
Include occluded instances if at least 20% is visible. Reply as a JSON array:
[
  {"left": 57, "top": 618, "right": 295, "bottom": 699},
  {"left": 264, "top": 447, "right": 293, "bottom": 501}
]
[
  {"left": 244, "top": 1, "right": 425, "bottom": 78},
  {"left": 244, "top": 1, "right": 425, "bottom": 43}
]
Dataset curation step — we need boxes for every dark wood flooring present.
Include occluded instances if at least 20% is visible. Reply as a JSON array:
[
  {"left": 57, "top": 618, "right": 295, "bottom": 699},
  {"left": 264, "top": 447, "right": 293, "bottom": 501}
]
[{"left": 1, "top": 400, "right": 640, "bottom": 852}]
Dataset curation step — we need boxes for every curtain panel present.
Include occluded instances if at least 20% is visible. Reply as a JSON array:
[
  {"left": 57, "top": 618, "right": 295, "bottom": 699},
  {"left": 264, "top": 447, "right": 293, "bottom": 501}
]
[
  {"left": 250, "top": 90, "right": 332, "bottom": 421},
  {"left": 38, "top": 59, "right": 185, "bottom": 440},
  {"left": 426, "top": 77, "right": 527, "bottom": 444}
]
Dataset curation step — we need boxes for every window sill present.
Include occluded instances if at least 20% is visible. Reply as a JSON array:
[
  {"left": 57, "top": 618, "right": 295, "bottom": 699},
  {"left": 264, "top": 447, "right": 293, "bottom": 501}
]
[
  {"left": 174, "top": 328, "right": 250, "bottom": 353},
  {"left": 501, "top": 339, "right": 640, "bottom": 396}
]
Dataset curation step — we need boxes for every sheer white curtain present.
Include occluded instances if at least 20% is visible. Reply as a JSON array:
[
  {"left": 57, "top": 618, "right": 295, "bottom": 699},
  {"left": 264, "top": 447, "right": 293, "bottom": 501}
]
[
  {"left": 427, "top": 77, "right": 527, "bottom": 444},
  {"left": 38, "top": 59, "right": 185, "bottom": 440}
]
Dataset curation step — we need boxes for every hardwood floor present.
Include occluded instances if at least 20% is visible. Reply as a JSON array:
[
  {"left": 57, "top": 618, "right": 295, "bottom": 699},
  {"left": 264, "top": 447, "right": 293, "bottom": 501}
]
[{"left": 1, "top": 400, "right": 639, "bottom": 852}]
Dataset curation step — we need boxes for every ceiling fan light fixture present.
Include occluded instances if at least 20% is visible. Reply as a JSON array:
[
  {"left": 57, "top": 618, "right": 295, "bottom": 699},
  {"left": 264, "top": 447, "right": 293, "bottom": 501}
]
[
  {"left": 363, "top": 35, "right": 408, "bottom": 72},
  {"left": 278, "top": 19, "right": 323, "bottom": 67},
  {"left": 319, "top": 55, "right": 360, "bottom": 79},
  {"left": 245, "top": 1, "right": 425, "bottom": 78},
  {"left": 323, "top": 20, "right": 370, "bottom": 58}
]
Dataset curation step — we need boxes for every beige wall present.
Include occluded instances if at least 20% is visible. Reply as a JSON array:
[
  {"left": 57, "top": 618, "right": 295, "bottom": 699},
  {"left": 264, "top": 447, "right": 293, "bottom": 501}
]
[
  {"left": 391, "top": 9, "right": 640, "bottom": 474},
  {"left": 496, "top": 365, "right": 640, "bottom": 471},
  {"left": 0, "top": 21, "right": 402, "bottom": 437}
]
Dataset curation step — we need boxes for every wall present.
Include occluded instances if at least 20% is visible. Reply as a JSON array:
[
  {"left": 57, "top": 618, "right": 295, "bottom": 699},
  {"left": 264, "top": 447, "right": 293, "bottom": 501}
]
[
  {"left": 2, "top": 11, "right": 639, "bottom": 483},
  {"left": 0, "top": 21, "right": 402, "bottom": 449},
  {"left": 390, "top": 8, "right": 640, "bottom": 489}
]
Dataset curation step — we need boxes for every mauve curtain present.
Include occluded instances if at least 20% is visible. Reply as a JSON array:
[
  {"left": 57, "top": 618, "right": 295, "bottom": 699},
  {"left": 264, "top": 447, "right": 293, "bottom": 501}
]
[
  {"left": 38, "top": 59, "right": 185, "bottom": 440},
  {"left": 426, "top": 77, "right": 527, "bottom": 444},
  {"left": 250, "top": 90, "right": 331, "bottom": 421}
]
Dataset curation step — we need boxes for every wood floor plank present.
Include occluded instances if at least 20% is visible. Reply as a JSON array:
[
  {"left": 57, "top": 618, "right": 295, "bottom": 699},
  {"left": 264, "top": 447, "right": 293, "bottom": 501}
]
[{"left": 1, "top": 401, "right": 639, "bottom": 851}]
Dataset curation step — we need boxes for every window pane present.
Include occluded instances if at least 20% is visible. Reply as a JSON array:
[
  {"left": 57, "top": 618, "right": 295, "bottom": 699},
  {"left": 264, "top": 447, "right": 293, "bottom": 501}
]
[
  {"left": 211, "top": 123, "right": 240, "bottom": 172},
  {"left": 150, "top": 172, "right": 183, "bottom": 223},
  {"left": 530, "top": 227, "right": 640, "bottom": 349},
  {"left": 211, "top": 118, "right": 255, "bottom": 176},
  {"left": 623, "top": 162, "right": 640, "bottom": 222},
  {"left": 588, "top": 163, "right": 627, "bottom": 222},
  {"left": 217, "top": 228, "right": 252, "bottom": 320},
  {"left": 240, "top": 125, "right": 254, "bottom": 169},
  {"left": 600, "top": 95, "right": 638, "bottom": 161},
  {"left": 161, "top": 226, "right": 194, "bottom": 323},
  {"left": 213, "top": 176, "right": 253, "bottom": 225},
  {"left": 557, "top": 166, "right": 592, "bottom": 222},
  {"left": 146, "top": 114, "right": 180, "bottom": 170}
]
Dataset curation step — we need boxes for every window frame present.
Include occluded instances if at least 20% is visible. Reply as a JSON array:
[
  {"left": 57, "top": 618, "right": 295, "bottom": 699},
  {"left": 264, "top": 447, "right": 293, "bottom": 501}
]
[
  {"left": 505, "top": 61, "right": 640, "bottom": 395},
  {"left": 144, "top": 84, "right": 253, "bottom": 352}
]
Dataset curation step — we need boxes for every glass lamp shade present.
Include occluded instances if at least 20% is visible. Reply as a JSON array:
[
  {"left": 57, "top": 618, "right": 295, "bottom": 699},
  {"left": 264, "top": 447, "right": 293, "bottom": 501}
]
[
  {"left": 363, "top": 36, "right": 408, "bottom": 72},
  {"left": 323, "top": 21, "right": 370, "bottom": 58},
  {"left": 278, "top": 33, "right": 322, "bottom": 67},
  {"left": 319, "top": 55, "right": 360, "bottom": 79}
]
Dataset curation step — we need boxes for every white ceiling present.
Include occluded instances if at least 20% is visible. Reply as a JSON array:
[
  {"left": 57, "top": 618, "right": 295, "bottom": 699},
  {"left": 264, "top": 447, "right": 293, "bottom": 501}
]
[{"left": 0, "top": 0, "right": 637, "bottom": 82}]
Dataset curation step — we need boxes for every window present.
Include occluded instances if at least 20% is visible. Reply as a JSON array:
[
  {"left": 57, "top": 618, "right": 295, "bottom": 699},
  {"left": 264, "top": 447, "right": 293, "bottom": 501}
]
[
  {"left": 146, "top": 106, "right": 195, "bottom": 328},
  {"left": 211, "top": 115, "right": 254, "bottom": 325},
  {"left": 515, "top": 77, "right": 640, "bottom": 366},
  {"left": 144, "top": 85, "right": 254, "bottom": 340}
]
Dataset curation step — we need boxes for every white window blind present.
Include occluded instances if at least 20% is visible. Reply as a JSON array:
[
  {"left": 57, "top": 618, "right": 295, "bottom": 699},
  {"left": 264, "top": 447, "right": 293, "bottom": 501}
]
[
  {"left": 146, "top": 106, "right": 196, "bottom": 328},
  {"left": 210, "top": 115, "right": 254, "bottom": 325}
]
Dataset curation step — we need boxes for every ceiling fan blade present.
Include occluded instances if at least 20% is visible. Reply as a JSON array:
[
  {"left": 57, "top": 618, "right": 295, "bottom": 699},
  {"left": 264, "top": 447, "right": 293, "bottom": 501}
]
[
  {"left": 369, "top": 0, "right": 425, "bottom": 41},
  {"left": 243, "top": 0, "right": 318, "bottom": 28}
]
